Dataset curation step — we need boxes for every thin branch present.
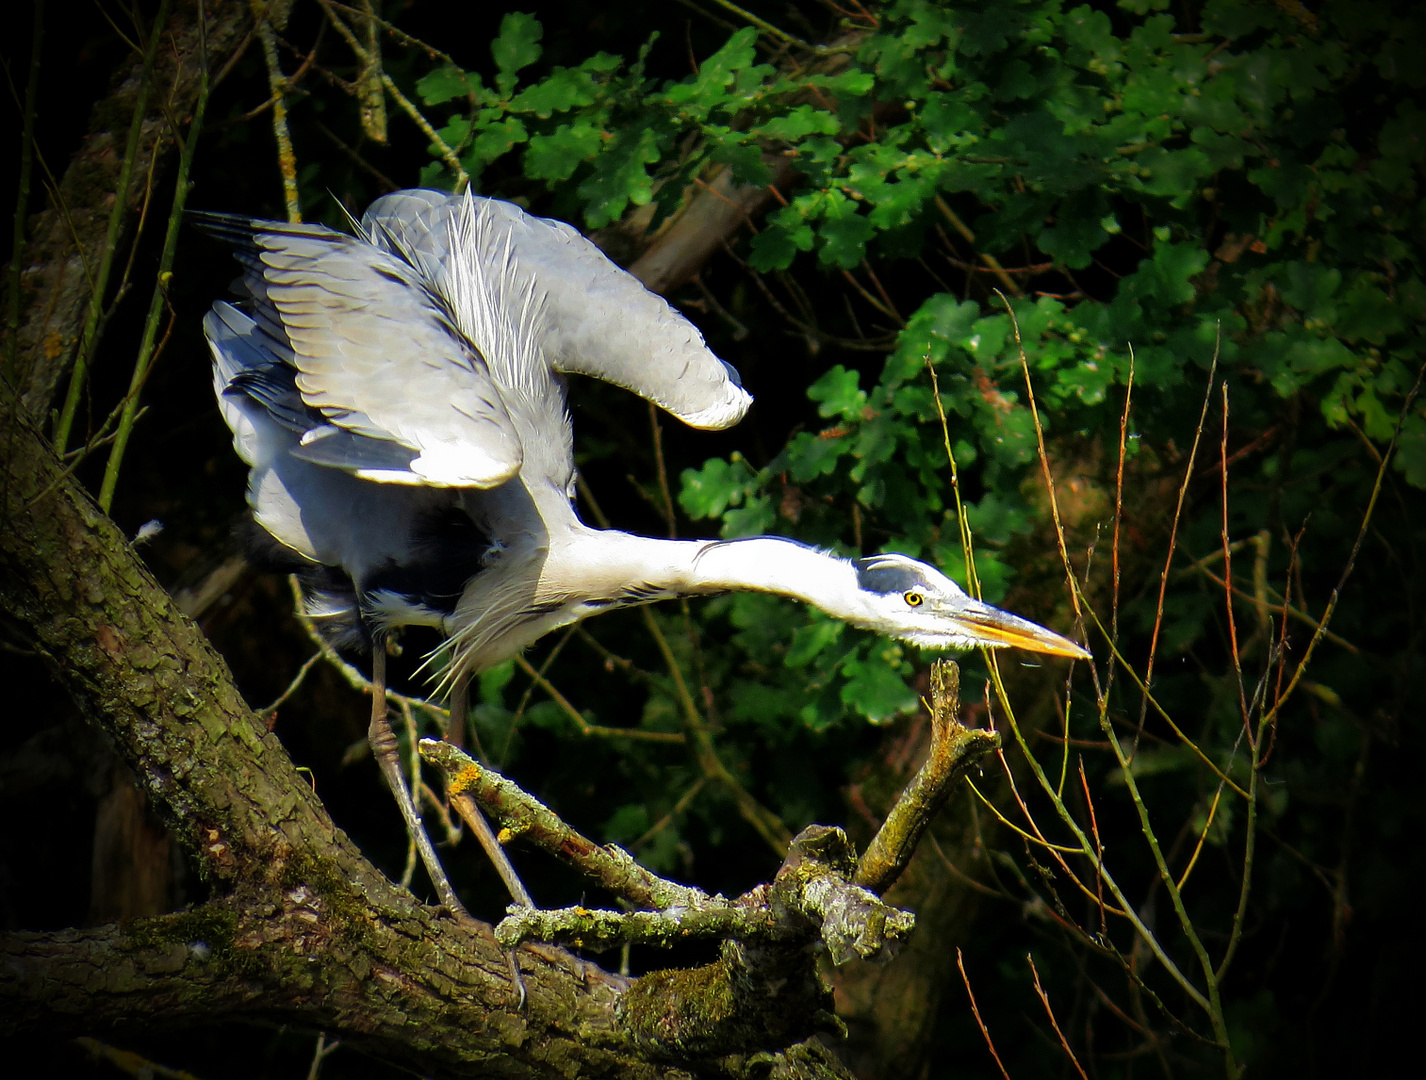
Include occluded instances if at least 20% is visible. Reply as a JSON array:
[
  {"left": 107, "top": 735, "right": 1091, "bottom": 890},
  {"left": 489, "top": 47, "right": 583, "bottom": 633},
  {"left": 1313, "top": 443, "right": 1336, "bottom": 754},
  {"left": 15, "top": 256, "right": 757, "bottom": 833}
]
[
  {"left": 383, "top": 72, "right": 469, "bottom": 191},
  {"left": 1028, "top": 954, "right": 1088, "bottom": 1080},
  {"left": 958, "top": 949, "right": 1014, "bottom": 1080},
  {"left": 647, "top": 400, "right": 677, "bottom": 537},
  {"left": 52, "top": 0, "right": 173, "bottom": 452},
  {"left": 513, "top": 654, "right": 685, "bottom": 744},
  {"left": 252, "top": 1, "right": 301, "bottom": 222},
  {"left": 854, "top": 661, "right": 1000, "bottom": 894},
  {"left": 98, "top": 8, "right": 210, "bottom": 510},
  {"left": 1077, "top": 757, "right": 1108, "bottom": 936},
  {"left": 1219, "top": 381, "right": 1251, "bottom": 730},
  {"left": 705, "top": 0, "right": 856, "bottom": 55},
  {"left": 633, "top": 777, "right": 706, "bottom": 850},
  {"left": 1003, "top": 291, "right": 1082, "bottom": 626},
  {"left": 288, "top": 576, "right": 451, "bottom": 725},
  {"left": 1257, "top": 361, "right": 1424, "bottom": 731},
  {"left": 317, "top": 0, "right": 468, "bottom": 189},
  {"left": 1138, "top": 328, "right": 1220, "bottom": 753},
  {"left": 258, "top": 650, "right": 322, "bottom": 721},
  {"left": 936, "top": 196, "right": 1022, "bottom": 296},
  {"left": 1176, "top": 547, "right": 1358, "bottom": 654}
]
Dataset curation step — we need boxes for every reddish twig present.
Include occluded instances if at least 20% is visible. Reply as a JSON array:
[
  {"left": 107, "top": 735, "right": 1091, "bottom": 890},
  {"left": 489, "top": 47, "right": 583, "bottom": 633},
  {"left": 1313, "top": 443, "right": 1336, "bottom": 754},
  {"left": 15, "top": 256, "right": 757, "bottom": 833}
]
[
  {"left": 1220, "top": 381, "right": 1251, "bottom": 733},
  {"left": 1137, "top": 329, "right": 1220, "bottom": 753},
  {"left": 1077, "top": 757, "right": 1108, "bottom": 937},
  {"left": 958, "top": 949, "right": 1013, "bottom": 1080},
  {"left": 1028, "top": 954, "right": 1089, "bottom": 1080}
]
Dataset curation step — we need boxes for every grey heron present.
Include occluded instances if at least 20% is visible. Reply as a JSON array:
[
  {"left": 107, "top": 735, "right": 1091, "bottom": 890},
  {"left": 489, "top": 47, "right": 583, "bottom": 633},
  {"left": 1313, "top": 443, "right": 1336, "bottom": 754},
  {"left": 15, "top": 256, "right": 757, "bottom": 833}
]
[{"left": 200, "top": 189, "right": 1088, "bottom": 913}]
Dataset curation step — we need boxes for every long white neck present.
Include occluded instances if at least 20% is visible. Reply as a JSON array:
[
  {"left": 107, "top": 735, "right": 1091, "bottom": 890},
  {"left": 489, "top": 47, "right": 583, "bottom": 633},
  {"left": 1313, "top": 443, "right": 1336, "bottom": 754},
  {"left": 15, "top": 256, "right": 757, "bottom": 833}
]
[
  {"left": 555, "top": 531, "right": 865, "bottom": 616},
  {"left": 448, "top": 530, "right": 870, "bottom": 680},
  {"left": 684, "top": 536, "right": 858, "bottom": 603}
]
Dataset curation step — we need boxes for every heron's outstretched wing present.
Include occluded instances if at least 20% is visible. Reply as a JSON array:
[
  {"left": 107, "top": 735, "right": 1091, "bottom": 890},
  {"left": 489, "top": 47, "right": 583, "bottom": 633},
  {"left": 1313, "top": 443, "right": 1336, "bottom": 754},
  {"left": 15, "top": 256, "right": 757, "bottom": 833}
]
[
  {"left": 195, "top": 212, "right": 522, "bottom": 488},
  {"left": 361, "top": 191, "right": 753, "bottom": 431}
]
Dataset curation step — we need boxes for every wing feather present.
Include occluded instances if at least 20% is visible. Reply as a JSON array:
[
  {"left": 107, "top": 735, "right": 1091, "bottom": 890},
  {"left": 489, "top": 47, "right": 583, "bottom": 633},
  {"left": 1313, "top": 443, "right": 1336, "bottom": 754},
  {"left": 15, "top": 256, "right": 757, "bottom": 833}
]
[
  {"left": 361, "top": 191, "right": 752, "bottom": 431},
  {"left": 195, "top": 212, "right": 522, "bottom": 488}
]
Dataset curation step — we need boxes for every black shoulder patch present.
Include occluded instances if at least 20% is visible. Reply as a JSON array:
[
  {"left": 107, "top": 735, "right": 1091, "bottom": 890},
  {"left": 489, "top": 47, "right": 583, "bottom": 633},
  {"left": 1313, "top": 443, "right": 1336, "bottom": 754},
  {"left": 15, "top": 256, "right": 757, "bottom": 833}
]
[
  {"left": 853, "top": 555, "right": 927, "bottom": 596},
  {"left": 699, "top": 536, "right": 816, "bottom": 554}
]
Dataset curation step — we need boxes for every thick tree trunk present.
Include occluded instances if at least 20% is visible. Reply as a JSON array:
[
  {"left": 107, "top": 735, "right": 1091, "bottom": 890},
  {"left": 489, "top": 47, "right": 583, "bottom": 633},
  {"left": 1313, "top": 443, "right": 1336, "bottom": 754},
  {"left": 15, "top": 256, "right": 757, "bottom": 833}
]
[
  {"left": 0, "top": 378, "right": 655, "bottom": 1077},
  {"left": 0, "top": 381, "right": 873, "bottom": 1076}
]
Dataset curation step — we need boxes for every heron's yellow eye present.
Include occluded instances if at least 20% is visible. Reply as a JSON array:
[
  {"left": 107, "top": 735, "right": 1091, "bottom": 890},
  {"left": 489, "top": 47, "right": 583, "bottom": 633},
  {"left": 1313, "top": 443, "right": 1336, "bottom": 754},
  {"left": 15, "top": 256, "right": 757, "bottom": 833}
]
[{"left": 904, "top": 591, "right": 923, "bottom": 607}]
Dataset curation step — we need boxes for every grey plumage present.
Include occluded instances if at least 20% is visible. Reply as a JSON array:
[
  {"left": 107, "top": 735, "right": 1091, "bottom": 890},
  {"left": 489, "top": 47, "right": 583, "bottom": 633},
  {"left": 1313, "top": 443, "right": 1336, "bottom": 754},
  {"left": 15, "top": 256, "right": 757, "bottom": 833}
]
[
  {"left": 359, "top": 190, "right": 751, "bottom": 430},
  {"left": 201, "top": 189, "right": 1087, "bottom": 912},
  {"left": 201, "top": 191, "right": 755, "bottom": 665},
  {"left": 203, "top": 189, "right": 1091, "bottom": 677}
]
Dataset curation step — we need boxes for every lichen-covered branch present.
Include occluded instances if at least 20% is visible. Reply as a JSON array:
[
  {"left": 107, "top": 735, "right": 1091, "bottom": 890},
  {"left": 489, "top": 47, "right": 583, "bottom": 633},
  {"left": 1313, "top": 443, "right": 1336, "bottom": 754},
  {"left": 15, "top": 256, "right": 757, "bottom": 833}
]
[
  {"left": 424, "top": 738, "right": 707, "bottom": 911},
  {"left": 492, "top": 826, "right": 913, "bottom": 962},
  {"left": 497, "top": 903, "right": 754, "bottom": 952},
  {"left": 855, "top": 661, "right": 1001, "bottom": 894},
  {"left": 613, "top": 827, "right": 905, "bottom": 1060}
]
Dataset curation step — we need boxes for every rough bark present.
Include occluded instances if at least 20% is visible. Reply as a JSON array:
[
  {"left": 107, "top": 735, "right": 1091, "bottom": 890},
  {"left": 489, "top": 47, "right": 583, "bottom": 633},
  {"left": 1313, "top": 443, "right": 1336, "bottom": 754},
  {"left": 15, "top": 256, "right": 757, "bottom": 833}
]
[
  {"left": 0, "top": 377, "right": 658, "bottom": 1077},
  {"left": 0, "top": 381, "right": 895, "bottom": 1077}
]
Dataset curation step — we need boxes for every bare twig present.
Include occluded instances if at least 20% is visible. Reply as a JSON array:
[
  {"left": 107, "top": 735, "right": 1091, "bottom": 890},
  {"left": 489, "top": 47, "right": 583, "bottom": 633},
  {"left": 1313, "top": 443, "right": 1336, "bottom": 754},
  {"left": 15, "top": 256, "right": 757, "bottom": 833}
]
[
  {"left": 1256, "top": 361, "right": 1424, "bottom": 731},
  {"left": 513, "top": 654, "right": 684, "bottom": 744},
  {"left": 252, "top": 1, "right": 301, "bottom": 222},
  {"left": 99, "top": 9, "right": 210, "bottom": 510},
  {"left": 1028, "top": 954, "right": 1088, "bottom": 1080},
  {"left": 935, "top": 196, "right": 1022, "bottom": 296},
  {"left": 1138, "top": 328, "right": 1220, "bottom": 752},
  {"left": 287, "top": 576, "right": 451, "bottom": 725},
  {"left": 1219, "top": 381, "right": 1251, "bottom": 729},
  {"left": 958, "top": 949, "right": 1013, "bottom": 1080}
]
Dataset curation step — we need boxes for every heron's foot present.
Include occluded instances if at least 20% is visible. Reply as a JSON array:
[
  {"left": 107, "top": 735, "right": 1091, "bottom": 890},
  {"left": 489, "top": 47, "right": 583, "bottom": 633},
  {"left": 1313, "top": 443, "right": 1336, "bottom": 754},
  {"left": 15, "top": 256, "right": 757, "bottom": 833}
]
[{"left": 504, "top": 947, "right": 527, "bottom": 1010}]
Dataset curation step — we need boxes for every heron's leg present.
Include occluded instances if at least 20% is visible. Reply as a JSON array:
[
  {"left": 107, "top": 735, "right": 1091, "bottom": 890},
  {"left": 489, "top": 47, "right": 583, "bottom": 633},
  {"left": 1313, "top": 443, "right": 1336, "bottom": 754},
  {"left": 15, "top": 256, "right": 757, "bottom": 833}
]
[
  {"left": 446, "top": 671, "right": 467, "bottom": 749},
  {"left": 368, "top": 643, "right": 472, "bottom": 921},
  {"left": 464, "top": 798, "right": 535, "bottom": 909},
  {"left": 445, "top": 671, "right": 535, "bottom": 909}
]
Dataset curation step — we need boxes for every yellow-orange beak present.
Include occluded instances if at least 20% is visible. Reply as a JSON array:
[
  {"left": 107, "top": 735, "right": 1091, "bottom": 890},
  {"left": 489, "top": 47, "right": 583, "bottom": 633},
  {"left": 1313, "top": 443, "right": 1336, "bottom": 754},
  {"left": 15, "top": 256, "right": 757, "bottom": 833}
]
[{"left": 951, "top": 601, "right": 1091, "bottom": 660}]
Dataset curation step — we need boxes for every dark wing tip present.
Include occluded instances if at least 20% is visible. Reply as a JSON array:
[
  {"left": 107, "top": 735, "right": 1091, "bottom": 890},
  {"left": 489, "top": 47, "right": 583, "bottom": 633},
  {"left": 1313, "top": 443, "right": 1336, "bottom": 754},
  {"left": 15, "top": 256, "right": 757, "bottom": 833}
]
[{"left": 189, "top": 210, "right": 349, "bottom": 251}]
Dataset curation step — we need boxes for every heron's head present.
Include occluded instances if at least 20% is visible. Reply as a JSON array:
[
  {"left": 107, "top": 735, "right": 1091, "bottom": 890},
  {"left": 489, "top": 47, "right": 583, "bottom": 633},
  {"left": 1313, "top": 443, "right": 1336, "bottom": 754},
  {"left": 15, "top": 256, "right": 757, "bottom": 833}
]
[{"left": 850, "top": 553, "right": 1090, "bottom": 659}]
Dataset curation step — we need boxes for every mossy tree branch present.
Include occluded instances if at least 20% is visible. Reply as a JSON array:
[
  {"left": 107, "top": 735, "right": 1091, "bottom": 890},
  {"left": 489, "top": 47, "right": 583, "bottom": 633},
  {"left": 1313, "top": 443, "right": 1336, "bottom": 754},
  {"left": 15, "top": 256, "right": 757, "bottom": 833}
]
[
  {"left": 0, "top": 375, "right": 656, "bottom": 1076},
  {"left": 0, "top": 377, "right": 891, "bottom": 1078}
]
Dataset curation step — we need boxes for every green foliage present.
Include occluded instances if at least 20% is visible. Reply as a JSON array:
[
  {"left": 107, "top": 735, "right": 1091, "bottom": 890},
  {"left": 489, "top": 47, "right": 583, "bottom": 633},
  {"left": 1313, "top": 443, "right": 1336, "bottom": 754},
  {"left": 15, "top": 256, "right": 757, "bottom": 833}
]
[
  {"left": 25, "top": 0, "right": 1424, "bottom": 1074},
  {"left": 412, "top": 0, "right": 1422, "bottom": 536},
  {"left": 404, "top": 0, "right": 1421, "bottom": 788},
  {"left": 392, "top": 1, "right": 1426, "bottom": 1072}
]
